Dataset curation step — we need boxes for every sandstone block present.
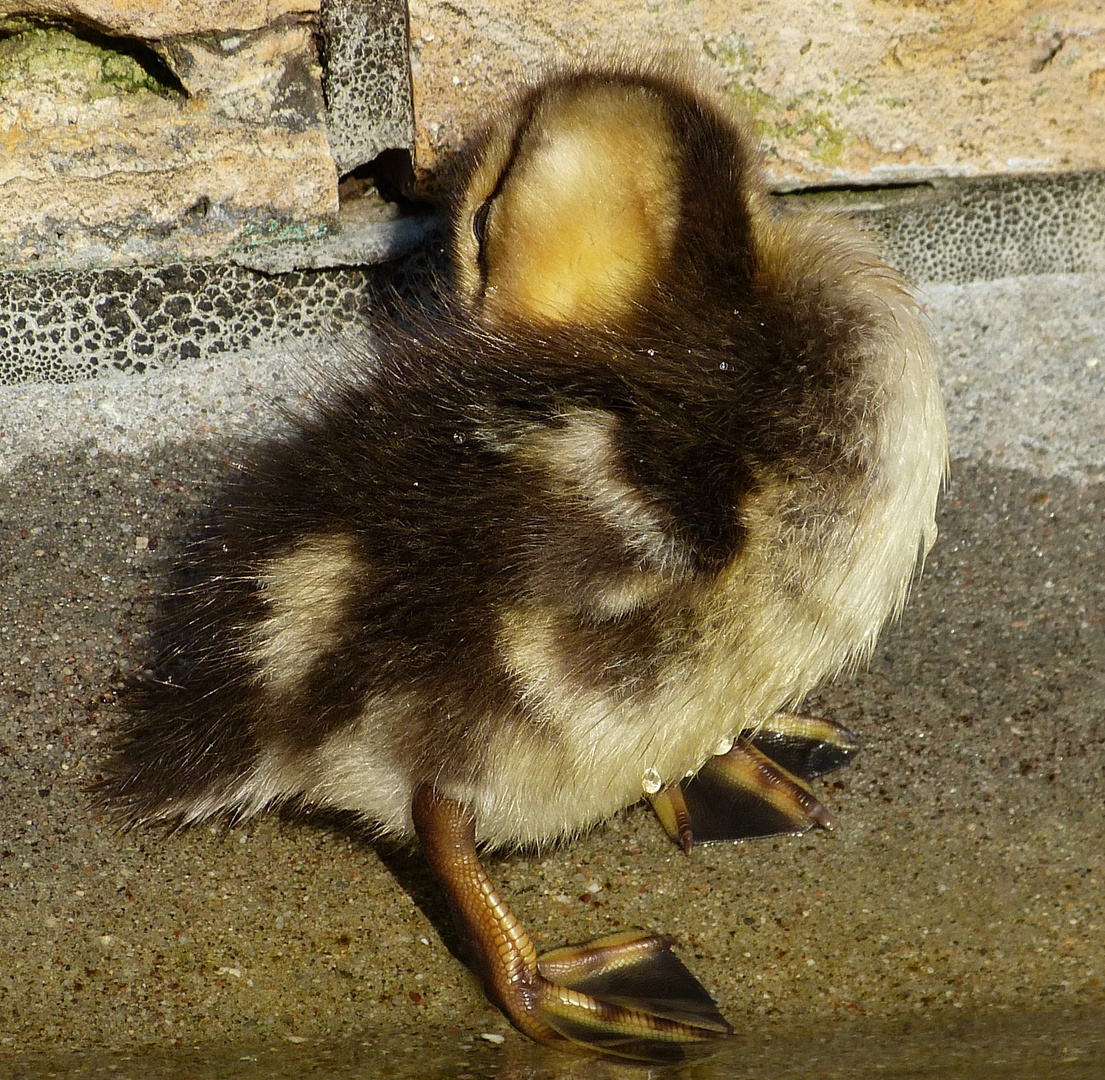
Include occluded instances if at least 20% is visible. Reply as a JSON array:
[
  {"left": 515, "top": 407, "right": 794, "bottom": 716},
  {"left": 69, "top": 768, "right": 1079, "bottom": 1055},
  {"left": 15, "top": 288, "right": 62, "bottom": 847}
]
[
  {"left": 408, "top": 0, "right": 1105, "bottom": 188},
  {"left": 0, "top": 10, "right": 337, "bottom": 270},
  {"left": 0, "top": 0, "right": 318, "bottom": 39}
]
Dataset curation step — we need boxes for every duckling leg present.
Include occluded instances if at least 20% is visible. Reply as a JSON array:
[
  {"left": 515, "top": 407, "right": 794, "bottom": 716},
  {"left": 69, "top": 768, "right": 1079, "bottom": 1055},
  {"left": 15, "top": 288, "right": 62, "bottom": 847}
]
[
  {"left": 650, "top": 713, "right": 859, "bottom": 850},
  {"left": 412, "top": 785, "right": 732, "bottom": 1062}
]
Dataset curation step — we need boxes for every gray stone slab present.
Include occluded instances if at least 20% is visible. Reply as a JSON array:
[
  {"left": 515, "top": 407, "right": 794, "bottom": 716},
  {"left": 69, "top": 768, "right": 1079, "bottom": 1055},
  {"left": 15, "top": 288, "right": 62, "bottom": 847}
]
[
  {"left": 784, "top": 171, "right": 1105, "bottom": 286},
  {"left": 5, "top": 170, "right": 1103, "bottom": 386},
  {"left": 319, "top": 0, "right": 414, "bottom": 175}
]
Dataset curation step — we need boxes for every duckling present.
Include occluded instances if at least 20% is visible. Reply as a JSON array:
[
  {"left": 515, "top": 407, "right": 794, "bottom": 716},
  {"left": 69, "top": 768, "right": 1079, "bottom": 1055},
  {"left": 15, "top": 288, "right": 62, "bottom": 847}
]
[{"left": 100, "top": 61, "right": 947, "bottom": 1062}]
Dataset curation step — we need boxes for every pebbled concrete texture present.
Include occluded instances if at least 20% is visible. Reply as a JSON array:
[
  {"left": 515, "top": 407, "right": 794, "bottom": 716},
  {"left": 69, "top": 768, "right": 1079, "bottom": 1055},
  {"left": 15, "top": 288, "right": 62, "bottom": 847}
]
[
  {"left": 4, "top": 173, "right": 1103, "bottom": 386},
  {"left": 1, "top": 273, "right": 1103, "bottom": 1077}
]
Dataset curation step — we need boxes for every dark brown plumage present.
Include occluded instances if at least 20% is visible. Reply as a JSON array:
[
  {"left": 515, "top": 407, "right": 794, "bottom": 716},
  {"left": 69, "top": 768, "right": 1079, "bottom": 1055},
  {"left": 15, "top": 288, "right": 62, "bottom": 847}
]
[{"left": 100, "top": 61, "right": 947, "bottom": 1061}]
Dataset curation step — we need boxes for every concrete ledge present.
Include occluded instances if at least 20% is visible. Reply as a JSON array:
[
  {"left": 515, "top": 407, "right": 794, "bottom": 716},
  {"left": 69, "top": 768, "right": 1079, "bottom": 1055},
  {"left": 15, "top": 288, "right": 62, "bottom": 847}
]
[
  {"left": 3, "top": 170, "right": 1102, "bottom": 385},
  {"left": 786, "top": 170, "right": 1105, "bottom": 286}
]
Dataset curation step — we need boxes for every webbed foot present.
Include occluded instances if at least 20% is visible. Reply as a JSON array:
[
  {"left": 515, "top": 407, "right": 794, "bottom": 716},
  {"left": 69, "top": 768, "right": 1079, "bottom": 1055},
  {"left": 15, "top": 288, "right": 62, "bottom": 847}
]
[
  {"left": 534, "top": 930, "right": 731, "bottom": 1059},
  {"left": 412, "top": 786, "right": 731, "bottom": 1062},
  {"left": 650, "top": 712, "right": 859, "bottom": 851}
]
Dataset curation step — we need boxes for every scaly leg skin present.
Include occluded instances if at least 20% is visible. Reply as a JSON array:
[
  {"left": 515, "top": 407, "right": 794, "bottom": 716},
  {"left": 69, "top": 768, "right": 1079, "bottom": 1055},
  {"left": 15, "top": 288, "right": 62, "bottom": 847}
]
[
  {"left": 650, "top": 712, "right": 860, "bottom": 851},
  {"left": 411, "top": 785, "right": 732, "bottom": 1062}
]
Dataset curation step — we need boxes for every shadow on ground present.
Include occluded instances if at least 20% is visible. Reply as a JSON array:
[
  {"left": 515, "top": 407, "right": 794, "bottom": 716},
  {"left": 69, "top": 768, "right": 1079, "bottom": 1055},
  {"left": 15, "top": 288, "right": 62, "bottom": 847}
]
[{"left": 1, "top": 442, "right": 1102, "bottom": 1075}]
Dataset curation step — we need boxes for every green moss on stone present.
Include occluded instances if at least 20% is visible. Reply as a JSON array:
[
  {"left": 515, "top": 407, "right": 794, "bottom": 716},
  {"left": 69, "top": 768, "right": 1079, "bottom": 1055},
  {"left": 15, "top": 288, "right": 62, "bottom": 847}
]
[
  {"left": 703, "top": 35, "right": 758, "bottom": 76},
  {"left": 238, "top": 219, "right": 333, "bottom": 248},
  {"left": 0, "top": 20, "right": 180, "bottom": 102},
  {"left": 702, "top": 36, "right": 851, "bottom": 167}
]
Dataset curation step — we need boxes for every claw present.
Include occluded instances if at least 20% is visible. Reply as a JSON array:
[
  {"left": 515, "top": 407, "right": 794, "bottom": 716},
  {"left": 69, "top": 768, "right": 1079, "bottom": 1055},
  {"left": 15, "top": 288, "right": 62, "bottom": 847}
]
[
  {"left": 651, "top": 712, "right": 860, "bottom": 849},
  {"left": 412, "top": 786, "right": 731, "bottom": 1062}
]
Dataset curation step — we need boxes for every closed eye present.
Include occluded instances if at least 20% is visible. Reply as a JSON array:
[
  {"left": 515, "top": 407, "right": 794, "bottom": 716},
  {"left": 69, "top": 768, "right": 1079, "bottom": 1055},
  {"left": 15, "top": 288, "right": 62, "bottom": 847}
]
[{"left": 472, "top": 198, "right": 492, "bottom": 248}]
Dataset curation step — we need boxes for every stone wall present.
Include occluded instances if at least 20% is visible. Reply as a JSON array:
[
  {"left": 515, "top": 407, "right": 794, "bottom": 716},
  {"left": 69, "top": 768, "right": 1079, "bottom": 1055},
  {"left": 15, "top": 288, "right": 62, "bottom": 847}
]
[
  {"left": 1, "top": 0, "right": 1103, "bottom": 383},
  {"left": 3, "top": 0, "right": 1102, "bottom": 273}
]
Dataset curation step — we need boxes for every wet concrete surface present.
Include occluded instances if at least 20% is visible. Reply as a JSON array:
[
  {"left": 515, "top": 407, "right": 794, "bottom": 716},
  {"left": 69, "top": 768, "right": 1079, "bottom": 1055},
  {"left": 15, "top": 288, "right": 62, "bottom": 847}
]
[
  {"left": 1, "top": 274, "right": 1102, "bottom": 1076},
  {"left": 4, "top": 1007, "right": 1103, "bottom": 1079}
]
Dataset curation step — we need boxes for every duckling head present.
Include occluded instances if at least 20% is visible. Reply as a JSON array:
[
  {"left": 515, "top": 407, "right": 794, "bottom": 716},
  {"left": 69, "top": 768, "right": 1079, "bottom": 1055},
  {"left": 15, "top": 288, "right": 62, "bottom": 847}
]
[{"left": 452, "top": 64, "right": 764, "bottom": 330}]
